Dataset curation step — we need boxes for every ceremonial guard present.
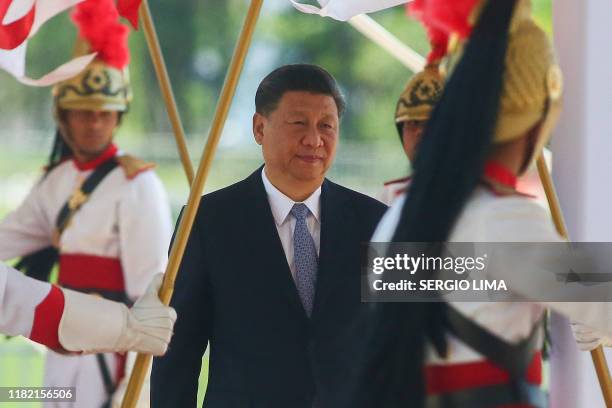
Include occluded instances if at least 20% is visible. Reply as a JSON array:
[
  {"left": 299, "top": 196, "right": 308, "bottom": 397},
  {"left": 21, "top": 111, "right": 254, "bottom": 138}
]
[
  {"left": 356, "top": 1, "right": 612, "bottom": 407},
  {"left": 379, "top": 65, "right": 444, "bottom": 205},
  {"left": 0, "top": 262, "right": 175, "bottom": 355},
  {"left": 0, "top": 1, "right": 172, "bottom": 406}
]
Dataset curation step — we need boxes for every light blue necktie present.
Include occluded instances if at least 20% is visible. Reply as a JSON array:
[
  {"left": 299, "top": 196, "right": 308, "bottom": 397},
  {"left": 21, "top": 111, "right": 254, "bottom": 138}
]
[{"left": 290, "top": 203, "right": 318, "bottom": 317}]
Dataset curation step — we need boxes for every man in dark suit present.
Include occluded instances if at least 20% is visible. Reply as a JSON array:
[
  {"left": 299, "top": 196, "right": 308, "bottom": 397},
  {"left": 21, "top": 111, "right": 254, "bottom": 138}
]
[{"left": 151, "top": 64, "right": 386, "bottom": 408}]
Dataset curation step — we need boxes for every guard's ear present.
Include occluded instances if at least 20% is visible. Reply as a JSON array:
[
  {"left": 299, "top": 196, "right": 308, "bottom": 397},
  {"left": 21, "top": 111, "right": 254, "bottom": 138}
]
[{"left": 253, "top": 112, "right": 266, "bottom": 145}]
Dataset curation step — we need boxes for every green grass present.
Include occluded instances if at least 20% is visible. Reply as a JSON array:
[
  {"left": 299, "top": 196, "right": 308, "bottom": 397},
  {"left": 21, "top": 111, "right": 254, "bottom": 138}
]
[
  {"left": 0, "top": 337, "right": 45, "bottom": 408},
  {"left": 0, "top": 337, "right": 210, "bottom": 406}
]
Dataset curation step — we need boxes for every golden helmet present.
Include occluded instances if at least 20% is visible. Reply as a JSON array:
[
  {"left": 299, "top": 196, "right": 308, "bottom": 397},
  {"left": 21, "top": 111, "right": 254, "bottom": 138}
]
[
  {"left": 443, "top": 0, "right": 562, "bottom": 155},
  {"left": 493, "top": 17, "right": 562, "bottom": 146},
  {"left": 52, "top": 0, "right": 132, "bottom": 114},
  {"left": 395, "top": 64, "right": 445, "bottom": 125},
  {"left": 52, "top": 58, "right": 132, "bottom": 112}
]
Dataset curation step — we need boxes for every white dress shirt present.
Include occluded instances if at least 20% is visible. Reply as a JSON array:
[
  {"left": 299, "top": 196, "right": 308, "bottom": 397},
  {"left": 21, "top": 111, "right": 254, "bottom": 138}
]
[{"left": 261, "top": 168, "right": 321, "bottom": 280}]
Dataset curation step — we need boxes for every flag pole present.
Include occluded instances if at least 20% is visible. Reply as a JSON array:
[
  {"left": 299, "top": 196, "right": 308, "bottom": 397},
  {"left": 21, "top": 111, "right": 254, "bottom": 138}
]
[
  {"left": 536, "top": 156, "right": 612, "bottom": 406},
  {"left": 348, "top": 14, "right": 425, "bottom": 73},
  {"left": 139, "top": 0, "right": 194, "bottom": 184},
  {"left": 120, "top": 0, "right": 264, "bottom": 406}
]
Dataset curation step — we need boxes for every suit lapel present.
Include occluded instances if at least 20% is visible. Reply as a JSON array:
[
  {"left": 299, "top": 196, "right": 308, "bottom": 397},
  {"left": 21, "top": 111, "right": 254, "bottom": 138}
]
[
  {"left": 243, "top": 168, "right": 309, "bottom": 322},
  {"left": 311, "top": 180, "right": 350, "bottom": 321}
]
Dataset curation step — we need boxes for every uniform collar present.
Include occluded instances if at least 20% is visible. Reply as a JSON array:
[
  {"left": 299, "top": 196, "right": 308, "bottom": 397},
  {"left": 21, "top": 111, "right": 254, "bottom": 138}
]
[
  {"left": 261, "top": 167, "right": 321, "bottom": 227},
  {"left": 483, "top": 161, "right": 517, "bottom": 189},
  {"left": 73, "top": 143, "right": 118, "bottom": 171},
  {"left": 481, "top": 161, "right": 535, "bottom": 197}
]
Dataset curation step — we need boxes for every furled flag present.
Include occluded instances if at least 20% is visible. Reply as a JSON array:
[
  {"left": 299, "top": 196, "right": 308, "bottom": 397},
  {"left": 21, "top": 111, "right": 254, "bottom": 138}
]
[
  {"left": 0, "top": 0, "right": 96, "bottom": 86},
  {"left": 290, "top": 0, "right": 411, "bottom": 21}
]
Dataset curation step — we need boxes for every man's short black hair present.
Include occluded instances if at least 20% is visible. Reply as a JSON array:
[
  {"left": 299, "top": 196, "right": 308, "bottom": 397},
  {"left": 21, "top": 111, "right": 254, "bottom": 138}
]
[{"left": 255, "top": 64, "right": 345, "bottom": 117}]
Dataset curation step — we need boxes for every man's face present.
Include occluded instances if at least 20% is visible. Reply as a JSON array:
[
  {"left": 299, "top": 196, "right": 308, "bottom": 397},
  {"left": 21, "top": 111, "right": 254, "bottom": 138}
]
[
  {"left": 253, "top": 91, "right": 339, "bottom": 185},
  {"left": 401, "top": 119, "right": 427, "bottom": 163},
  {"left": 62, "top": 109, "right": 119, "bottom": 159}
]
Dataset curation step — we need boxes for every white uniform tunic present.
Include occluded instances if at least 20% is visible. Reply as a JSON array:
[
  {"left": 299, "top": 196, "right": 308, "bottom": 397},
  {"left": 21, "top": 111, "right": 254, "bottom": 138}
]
[
  {"left": 372, "top": 166, "right": 612, "bottom": 398},
  {"left": 0, "top": 144, "right": 172, "bottom": 408},
  {"left": 0, "top": 262, "right": 58, "bottom": 340}
]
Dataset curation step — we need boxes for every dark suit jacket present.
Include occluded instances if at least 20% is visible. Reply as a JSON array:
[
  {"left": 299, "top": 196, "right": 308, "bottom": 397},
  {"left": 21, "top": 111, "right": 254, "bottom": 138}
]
[{"left": 151, "top": 167, "right": 386, "bottom": 408}]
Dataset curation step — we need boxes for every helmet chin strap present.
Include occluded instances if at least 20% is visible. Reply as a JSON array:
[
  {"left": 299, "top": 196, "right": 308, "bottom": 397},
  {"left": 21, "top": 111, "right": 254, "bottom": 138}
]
[
  {"left": 518, "top": 122, "right": 542, "bottom": 175},
  {"left": 520, "top": 96, "right": 563, "bottom": 175},
  {"left": 521, "top": 64, "right": 564, "bottom": 174},
  {"left": 57, "top": 123, "right": 76, "bottom": 153}
]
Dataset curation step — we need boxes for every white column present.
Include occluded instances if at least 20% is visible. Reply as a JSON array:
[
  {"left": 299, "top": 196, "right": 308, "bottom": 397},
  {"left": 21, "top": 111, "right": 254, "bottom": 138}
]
[{"left": 551, "top": 1, "right": 612, "bottom": 407}]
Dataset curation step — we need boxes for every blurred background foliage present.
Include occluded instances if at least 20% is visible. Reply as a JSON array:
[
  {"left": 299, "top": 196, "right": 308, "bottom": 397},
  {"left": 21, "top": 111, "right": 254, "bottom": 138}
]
[
  {"left": 0, "top": 0, "right": 552, "bottom": 139},
  {"left": 0, "top": 0, "right": 552, "bottom": 214},
  {"left": 0, "top": 1, "right": 551, "bottom": 406}
]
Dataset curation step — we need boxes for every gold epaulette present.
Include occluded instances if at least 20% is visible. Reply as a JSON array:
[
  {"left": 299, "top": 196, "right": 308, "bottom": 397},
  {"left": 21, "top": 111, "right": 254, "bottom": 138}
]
[
  {"left": 116, "top": 155, "right": 156, "bottom": 180},
  {"left": 384, "top": 176, "right": 412, "bottom": 186}
]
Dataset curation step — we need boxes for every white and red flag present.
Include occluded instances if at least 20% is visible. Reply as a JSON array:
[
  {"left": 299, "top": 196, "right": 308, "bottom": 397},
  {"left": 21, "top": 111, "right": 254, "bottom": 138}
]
[
  {"left": 290, "top": 0, "right": 410, "bottom": 21},
  {"left": 0, "top": 0, "right": 96, "bottom": 86}
]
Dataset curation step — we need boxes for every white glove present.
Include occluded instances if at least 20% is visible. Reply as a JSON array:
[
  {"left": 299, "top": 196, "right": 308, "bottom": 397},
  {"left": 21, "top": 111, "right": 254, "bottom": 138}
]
[
  {"left": 59, "top": 274, "right": 176, "bottom": 355},
  {"left": 115, "top": 274, "right": 177, "bottom": 356},
  {"left": 571, "top": 321, "right": 612, "bottom": 351}
]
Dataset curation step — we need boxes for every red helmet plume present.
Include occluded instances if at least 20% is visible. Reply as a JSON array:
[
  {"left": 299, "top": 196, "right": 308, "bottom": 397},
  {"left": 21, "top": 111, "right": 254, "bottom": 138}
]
[{"left": 72, "top": 0, "right": 130, "bottom": 69}]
